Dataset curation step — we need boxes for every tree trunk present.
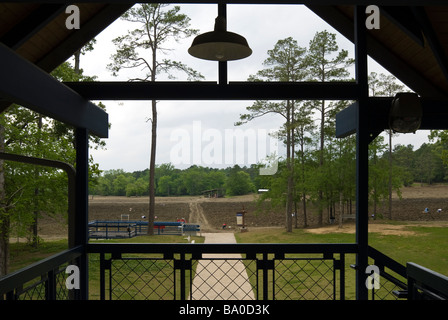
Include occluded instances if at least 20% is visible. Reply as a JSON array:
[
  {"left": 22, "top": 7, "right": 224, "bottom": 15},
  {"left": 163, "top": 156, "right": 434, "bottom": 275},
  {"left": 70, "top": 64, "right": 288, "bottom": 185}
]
[
  {"left": 338, "top": 191, "right": 344, "bottom": 228},
  {"left": 31, "top": 179, "right": 39, "bottom": 247},
  {"left": 290, "top": 100, "right": 296, "bottom": 231},
  {"left": 31, "top": 115, "right": 42, "bottom": 247},
  {"left": 147, "top": 99, "right": 157, "bottom": 235},
  {"left": 0, "top": 208, "right": 9, "bottom": 276},
  {"left": 318, "top": 100, "right": 325, "bottom": 226},
  {"left": 147, "top": 33, "right": 158, "bottom": 236},
  {"left": 286, "top": 174, "right": 293, "bottom": 232},
  {"left": 294, "top": 200, "right": 298, "bottom": 229},
  {"left": 300, "top": 135, "right": 308, "bottom": 228},
  {"left": 0, "top": 123, "right": 8, "bottom": 276},
  {"left": 285, "top": 100, "right": 293, "bottom": 232},
  {"left": 74, "top": 49, "right": 81, "bottom": 74},
  {"left": 388, "top": 129, "right": 393, "bottom": 219}
]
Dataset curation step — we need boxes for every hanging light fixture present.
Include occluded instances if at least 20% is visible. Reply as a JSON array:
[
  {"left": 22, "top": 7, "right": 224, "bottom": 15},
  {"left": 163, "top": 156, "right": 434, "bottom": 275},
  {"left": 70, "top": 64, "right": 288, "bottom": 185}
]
[
  {"left": 389, "top": 92, "right": 422, "bottom": 133},
  {"left": 188, "top": 16, "right": 252, "bottom": 61}
]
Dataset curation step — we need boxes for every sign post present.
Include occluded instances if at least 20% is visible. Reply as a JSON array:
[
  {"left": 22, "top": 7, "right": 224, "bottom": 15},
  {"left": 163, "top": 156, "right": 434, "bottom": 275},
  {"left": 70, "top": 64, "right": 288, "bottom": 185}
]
[{"left": 236, "top": 208, "right": 248, "bottom": 232}]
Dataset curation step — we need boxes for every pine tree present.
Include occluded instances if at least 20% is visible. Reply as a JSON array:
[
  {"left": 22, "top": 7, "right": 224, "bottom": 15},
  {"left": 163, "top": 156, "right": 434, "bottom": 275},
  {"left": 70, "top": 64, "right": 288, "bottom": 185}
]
[
  {"left": 237, "top": 37, "right": 306, "bottom": 232},
  {"left": 108, "top": 4, "right": 204, "bottom": 235},
  {"left": 305, "top": 30, "right": 354, "bottom": 225}
]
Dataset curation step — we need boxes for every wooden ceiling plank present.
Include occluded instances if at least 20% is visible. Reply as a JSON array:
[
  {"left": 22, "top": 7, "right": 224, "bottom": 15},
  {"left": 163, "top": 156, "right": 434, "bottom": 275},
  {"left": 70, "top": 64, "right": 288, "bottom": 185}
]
[{"left": 0, "top": 4, "right": 65, "bottom": 49}]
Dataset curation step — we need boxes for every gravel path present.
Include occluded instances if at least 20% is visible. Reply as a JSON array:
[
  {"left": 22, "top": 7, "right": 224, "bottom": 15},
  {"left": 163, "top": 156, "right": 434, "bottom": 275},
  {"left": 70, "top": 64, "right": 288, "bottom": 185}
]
[{"left": 190, "top": 233, "right": 255, "bottom": 300}]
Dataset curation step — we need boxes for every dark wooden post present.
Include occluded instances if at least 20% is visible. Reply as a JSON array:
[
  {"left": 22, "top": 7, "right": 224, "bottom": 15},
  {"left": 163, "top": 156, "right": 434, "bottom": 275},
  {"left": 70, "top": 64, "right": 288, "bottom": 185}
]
[
  {"left": 75, "top": 128, "right": 89, "bottom": 300},
  {"left": 354, "top": 5, "right": 369, "bottom": 301}
]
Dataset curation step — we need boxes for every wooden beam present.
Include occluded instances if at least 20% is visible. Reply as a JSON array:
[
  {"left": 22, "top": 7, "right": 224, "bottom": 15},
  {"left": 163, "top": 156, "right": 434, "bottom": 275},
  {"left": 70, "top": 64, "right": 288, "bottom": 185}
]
[
  {"left": 336, "top": 98, "right": 448, "bottom": 139},
  {"left": 307, "top": 5, "right": 448, "bottom": 99},
  {"left": 8, "top": 1, "right": 446, "bottom": 5},
  {"left": 0, "top": 43, "right": 108, "bottom": 138},
  {"left": 64, "top": 81, "right": 359, "bottom": 101}
]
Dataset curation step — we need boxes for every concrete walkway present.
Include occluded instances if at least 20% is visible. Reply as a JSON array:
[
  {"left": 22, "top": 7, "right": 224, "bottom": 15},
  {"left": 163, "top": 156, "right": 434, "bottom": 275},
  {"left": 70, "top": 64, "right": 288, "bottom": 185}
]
[{"left": 190, "top": 233, "right": 255, "bottom": 300}]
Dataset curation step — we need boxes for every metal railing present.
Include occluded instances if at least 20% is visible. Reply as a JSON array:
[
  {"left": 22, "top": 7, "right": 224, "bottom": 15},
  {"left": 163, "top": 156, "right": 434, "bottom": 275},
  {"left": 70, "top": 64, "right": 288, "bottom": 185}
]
[
  {"left": 367, "top": 246, "right": 408, "bottom": 300},
  {"left": 88, "top": 220, "right": 201, "bottom": 239},
  {"left": 0, "top": 246, "right": 83, "bottom": 300},
  {"left": 89, "top": 243, "right": 357, "bottom": 300},
  {"left": 407, "top": 262, "right": 448, "bottom": 300},
  {"left": 2, "top": 242, "right": 447, "bottom": 301}
]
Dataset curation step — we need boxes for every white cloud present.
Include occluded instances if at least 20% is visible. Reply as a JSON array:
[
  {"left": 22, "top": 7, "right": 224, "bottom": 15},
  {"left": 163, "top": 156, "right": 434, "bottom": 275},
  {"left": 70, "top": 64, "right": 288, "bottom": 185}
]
[{"left": 85, "top": 4, "right": 427, "bottom": 172}]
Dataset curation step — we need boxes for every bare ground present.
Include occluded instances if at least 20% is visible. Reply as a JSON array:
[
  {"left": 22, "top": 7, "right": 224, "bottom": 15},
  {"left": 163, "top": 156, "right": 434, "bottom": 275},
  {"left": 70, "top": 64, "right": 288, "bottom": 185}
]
[
  {"left": 34, "top": 184, "right": 448, "bottom": 240},
  {"left": 305, "top": 220, "right": 448, "bottom": 236}
]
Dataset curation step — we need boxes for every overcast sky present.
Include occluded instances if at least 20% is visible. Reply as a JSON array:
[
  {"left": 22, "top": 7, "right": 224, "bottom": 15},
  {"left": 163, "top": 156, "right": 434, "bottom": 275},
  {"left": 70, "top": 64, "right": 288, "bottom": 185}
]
[{"left": 77, "top": 4, "right": 430, "bottom": 173}]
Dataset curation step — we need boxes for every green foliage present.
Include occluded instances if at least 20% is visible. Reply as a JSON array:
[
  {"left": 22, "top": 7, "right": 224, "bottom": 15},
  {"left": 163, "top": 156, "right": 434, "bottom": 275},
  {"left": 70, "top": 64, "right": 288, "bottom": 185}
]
[
  {"left": 0, "top": 60, "right": 106, "bottom": 248},
  {"left": 234, "top": 30, "right": 445, "bottom": 228},
  {"left": 108, "top": 4, "right": 204, "bottom": 82},
  {"left": 107, "top": 3, "right": 204, "bottom": 235},
  {"left": 92, "top": 164, "right": 256, "bottom": 197},
  {"left": 225, "top": 167, "right": 255, "bottom": 196}
]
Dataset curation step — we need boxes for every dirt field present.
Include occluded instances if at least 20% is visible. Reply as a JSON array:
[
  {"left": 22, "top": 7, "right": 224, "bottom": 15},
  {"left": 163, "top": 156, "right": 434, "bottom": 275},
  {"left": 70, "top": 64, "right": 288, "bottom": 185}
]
[
  {"left": 305, "top": 220, "right": 448, "bottom": 236},
  {"left": 392, "top": 184, "right": 448, "bottom": 199},
  {"left": 37, "top": 184, "right": 448, "bottom": 239}
]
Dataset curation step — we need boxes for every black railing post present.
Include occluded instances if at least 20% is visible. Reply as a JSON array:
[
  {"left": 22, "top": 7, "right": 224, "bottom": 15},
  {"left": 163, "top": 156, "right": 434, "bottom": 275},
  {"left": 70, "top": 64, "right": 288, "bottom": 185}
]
[
  {"left": 180, "top": 253, "right": 186, "bottom": 300},
  {"left": 100, "top": 253, "right": 106, "bottom": 300},
  {"left": 339, "top": 254, "right": 345, "bottom": 300},
  {"left": 75, "top": 128, "right": 89, "bottom": 300},
  {"left": 45, "top": 269, "right": 56, "bottom": 300},
  {"left": 354, "top": 4, "right": 369, "bottom": 301},
  {"left": 263, "top": 253, "right": 269, "bottom": 300}
]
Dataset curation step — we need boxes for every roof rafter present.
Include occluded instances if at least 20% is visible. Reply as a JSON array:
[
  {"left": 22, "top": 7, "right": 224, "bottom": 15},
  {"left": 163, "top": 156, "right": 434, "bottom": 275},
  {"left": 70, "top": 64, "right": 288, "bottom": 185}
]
[
  {"left": 0, "top": 4, "right": 66, "bottom": 50},
  {"left": 380, "top": 6, "right": 424, "bottom": 46},
  {"left": 412, "top": 6, "right": 448, "bottom": 85},
  {"left": 0, "top": 42, "right": 108, "bottom": 137},
  {"left": 37, "top": 3, "right": 133, "bottom": 72},
  {"left": 6, "top": 1, "right": 446, "bottom": 5},
  {"left": 307, "top": 5, "right": 448, "bottom": 99}
]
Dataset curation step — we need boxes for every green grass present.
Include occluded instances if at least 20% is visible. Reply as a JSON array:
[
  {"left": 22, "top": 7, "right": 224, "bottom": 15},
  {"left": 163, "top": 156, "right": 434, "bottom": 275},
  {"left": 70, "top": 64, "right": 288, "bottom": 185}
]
[
  {"left": 87, "top": 234, "right": 204, "bottom": 300},
  {"left": 8, "top": 235, "right": 204, "bottom": 273},
  {"left": 9, "top": 239, "right": 69, "bottom": 273},
  {"left": 235, "top": 227, "right": 356, "bottom": 244},
  {"left": 235, "top": 223, "right": 448, "bottom": 276},
  {"left": 236, "top": 228, "right": 358, "bottom": 299},
  {"left": 7, "top": 222, "right": 448, "bottom": 300},
  {"left": 369, "top": 225, "right": 448, "bottom": 276},
  {"left": 235, "top": 222, "right": 448, "bottom": 300},
  {"left": 8, "top": 234, "right": 204, "bottom": 300}
]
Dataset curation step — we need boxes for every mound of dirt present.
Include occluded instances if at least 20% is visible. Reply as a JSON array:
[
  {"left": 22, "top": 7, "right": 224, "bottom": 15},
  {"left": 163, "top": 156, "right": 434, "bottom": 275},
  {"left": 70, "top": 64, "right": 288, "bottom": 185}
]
[
  {"left": 87, "top": 195, "right": 286, "bottom": 232},
  {"left": 36, "top": 185, "right": 448, "bottom": 239}
]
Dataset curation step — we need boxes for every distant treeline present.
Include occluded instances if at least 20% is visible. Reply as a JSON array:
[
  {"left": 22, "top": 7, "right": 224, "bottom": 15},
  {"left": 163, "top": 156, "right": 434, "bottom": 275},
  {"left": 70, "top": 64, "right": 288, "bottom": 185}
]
[
  {"left": 91, "top": 164, "right": 259, "bottom": 197},
  {"left": 91, "top": 139, "right": 448, "bottom": 199}
]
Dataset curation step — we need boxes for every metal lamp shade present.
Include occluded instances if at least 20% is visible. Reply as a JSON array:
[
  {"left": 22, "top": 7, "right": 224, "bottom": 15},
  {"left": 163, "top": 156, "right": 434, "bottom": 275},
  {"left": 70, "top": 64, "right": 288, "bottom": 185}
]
[
  {"left": 389, "top": 92, "right": 422, "bottom": 133},
  {"left": 188, "top": 17, "right": 252, "bottom": 61}
]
